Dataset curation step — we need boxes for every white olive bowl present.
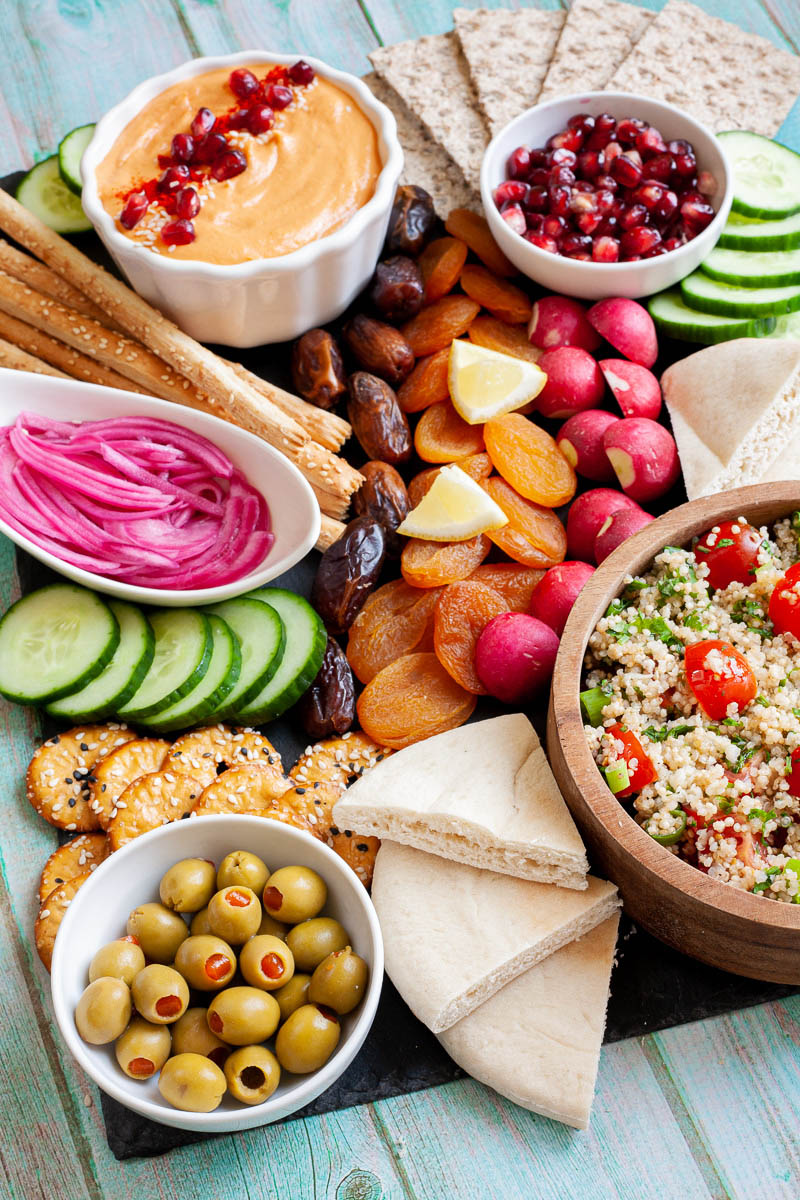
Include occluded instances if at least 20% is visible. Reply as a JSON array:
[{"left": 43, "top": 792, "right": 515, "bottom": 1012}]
[
  {"left": 51, "top": 814, "right": 384, "bottom": 1133},
  {"left": 481, "top": 91, "right": 733, "bottom": 301},
  {"left": 80, "top": 51, "right": 404, "bottom": 346}
]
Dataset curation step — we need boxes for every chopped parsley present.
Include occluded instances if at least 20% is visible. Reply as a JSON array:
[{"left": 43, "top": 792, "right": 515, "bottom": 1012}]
[
  {"left": 753, "top": 866, "right": 782, "bottom": 894},
  {"left": 642, "top": 724, "right": 693, "bottom": 743},
  {"left": 623, "top": 578, "right": 648, "bottom": 594},
  {"left": 746, "top": 807, "right": 777, "bottom": 828},
  {"left": 755, "top": 696, "right": 770, "bottom": 707},
  {"left": 717, "top": 798, "right": 734, "bottom": 814},
  {"left": 731, "top": 597, "right": 773, "bottom": 639},
  {"left": 716, "top": 538, "right": 734, "bottom": 549},
  {"left": 684, "top": 611, "right": 708, "bottom": 631}
]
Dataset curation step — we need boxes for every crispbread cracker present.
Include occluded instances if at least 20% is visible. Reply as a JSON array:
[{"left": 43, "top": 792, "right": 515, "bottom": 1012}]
[
  {"left": 89, "top": 737, "right": 170, "bottom": 829},
  {"left": 539, "top": 0, "right": 654, "bottom": 102},
  {"left": 35, "top": 872, "right": 92, "bottom": 972},
  {"left": 608, "top": 0, "right": 800, "bottom": 136},
  {"left": 363, "top": 73, "right": 479, "bottom": 212},
  {"left": 453, "top": 7, "right": 565, "bottom": 136},
  {"left": 107, "top": 770, "right": 203, "bottom": 850},
  {"left": 164, "top": 726, "right": 283, "bottom": 788},
  {"left": 38, "top": 833, "right": 109, "bottom": 906},
  {"left": 26, "top": 725, "right": 137, "bottom": 832},
  {"left": 193, "top": 764, "right": 292, "bottom": 815},
  {"left": 370, "top": 32, "right": 488, "bottom": 191}
]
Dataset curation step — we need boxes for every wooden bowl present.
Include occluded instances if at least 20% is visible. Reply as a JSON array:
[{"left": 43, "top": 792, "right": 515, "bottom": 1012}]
[{"left": 547, "top": 482, "right": 800, "bottom": 984}]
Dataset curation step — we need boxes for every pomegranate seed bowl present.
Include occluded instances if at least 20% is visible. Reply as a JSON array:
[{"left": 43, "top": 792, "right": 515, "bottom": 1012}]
[{"left": 481, "top": 92, "right": 732, "bottom": 302}]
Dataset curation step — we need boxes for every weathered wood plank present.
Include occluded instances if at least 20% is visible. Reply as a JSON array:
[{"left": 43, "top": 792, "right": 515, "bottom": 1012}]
[{"left": 361, "top": 0, "right": 565, "bottom": 45}]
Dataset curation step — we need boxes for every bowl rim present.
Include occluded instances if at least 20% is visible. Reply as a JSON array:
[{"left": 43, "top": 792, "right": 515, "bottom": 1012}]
[
  {"left": 50, "top": 813, "right": 385, "bottom": 1130},
  {"left": 80, "top": 49, "right": 404, "bottom": 278},
  {"left": 551, "top": 481, "right": 800, "bottom": 932},
  {"left": 480, "top": 89, "right": 733, "bottom": 275}
]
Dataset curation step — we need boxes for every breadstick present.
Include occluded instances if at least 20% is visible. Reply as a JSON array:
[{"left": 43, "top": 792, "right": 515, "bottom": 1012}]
[
  {"left": 0, "top": 309, "right": 149, "bottom": 394},
  {"left": 0, "top": 238, "right": 113, "bottom": 326},
  {"left": 226, "top": 361, "right": 350, "bottom": 453},
  {"left": 0, "top": 337, "right": 69, "bottom": 378},
  {"left": 317, "top": 514, "right": 346, "bottom": 551}
]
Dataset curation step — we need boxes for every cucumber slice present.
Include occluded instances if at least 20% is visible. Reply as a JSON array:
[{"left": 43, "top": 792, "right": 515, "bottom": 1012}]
[
  {"left": 46, "top": 600, "right": 154, "bottom": 721},
  {"left": 139, "top": 615, "right": 242, "bottom": 732},
  {"left": 767, "top": 310, "right": 800, "bottom": 340},
  {"left": 648, "top": 290, "right": 776, "bottom": 344},
  {"left": 118, "top": 610, "right": 212, "bottom": 721},
  {"left": 680, "top": 271, "right": 800, "bottom": 317},
  {"left": 58, "top": 123, "right": 96, "bottom": 196},
  {"left": 16, "top": 156, "right": 92, "bottom": 234},
  {"left": 700, "top": 245, "right": 800, "bottom": 287},
  {"left": 233, "top": 589, "right": 326, "bottom": 724},
  {"left": 718, "top": 131, "right": 800, "bottom": 220},
  {"left": 0, "top": 583, "right": 119, "bottom": 705},
  {"left": 719, "top": 210, "right": 800, "bottom": 251},
  {"left": 205, "top": 597, "right": 286, "bottom": 718}
]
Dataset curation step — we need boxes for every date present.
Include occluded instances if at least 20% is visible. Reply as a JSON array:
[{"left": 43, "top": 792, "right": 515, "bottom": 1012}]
[
  {"left": 291, "top": 328, "right": 347, "bottom": 409},
  {"left": 347, "top": 372, "right": 412, "bottom": 465},
  {"left": 342, "top": 314, "right": 415, "bottom": 386},
  {"left": 385, "top": 184, "right": 437, "bottom": 257},
  {"left": 352, "top": 460, "right": 410, "bottom": 557},
  {"left": 368, "top": 256, "right": 424, "bottom": 323},
  {"left": 311, "top": 516, "right": 387, "bottom": 635},
  {"left": 295, "top": 636, "right": 355, "bottom": 738}
]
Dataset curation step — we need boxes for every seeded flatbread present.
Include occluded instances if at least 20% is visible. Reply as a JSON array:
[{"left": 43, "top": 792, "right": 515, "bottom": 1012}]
[
  {"left": 107, "top": 770, "right": 203, "bottom": 851},
  {"left": 165, "top": 726, "right": 283, "bottom": 789},
  {"left": 38, "top": 833, "right": 109, "bottom": 906},
  {"left": 35, "top": 872, "right": 92, "bottom": 972},
  {"left": 608, "top": 0, "right": 800, "bottom": 137},
  {"left": 26, "top": 725, "right": 137, "bottom": 833},
  {"left": 89, "top": 738, "right": 170, "bottom": 829},
  {"left": 539, "top": 0, "right": 654, "bottom": 102},
  {"left": 453, "top": 7, "right": 566, "bottom": 137},
  {"left": 193, "top": 764, "right": 292, "bottom": 815}
]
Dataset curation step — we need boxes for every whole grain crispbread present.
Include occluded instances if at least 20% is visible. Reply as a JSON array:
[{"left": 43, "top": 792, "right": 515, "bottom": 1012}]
[{"left": 539, "top": 0, "right": 654, "bottom": 102}]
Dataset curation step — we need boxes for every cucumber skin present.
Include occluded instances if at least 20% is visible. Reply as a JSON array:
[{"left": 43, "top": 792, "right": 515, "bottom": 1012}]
[
  {"left": 205, "top": 598, "right": 287, "bottom": 720},
  {"left": 58, "top": 123, "right": 96, "bottom": 196},
  {"left": 648, "top": 292, "right": 776, "bottom": 344},
  {"left": 719, "top": 131, "right": 800, "bottom": 221},
  {"left": 679, "top": 277, "right": 800, "bottom": 318},
  {"left": 45, "top": 603, "right": 155, "bottom": 722},
  {"left": 118, "top": 611, "right": 213, "bottom": 721},
  {"left": 16, "top": 156, "right": 91, "bottom": 235},
  {"left": 232, "top": 591, "right": 327, "bottom": 725},
  {"left": 700, "top": 255, "right": 800, "bottom": 289},
  {"left": 139, "top": 617, "right": 242, "bottom": 733},
  {"left": 719, "top": 216, "right": 800, "bottom": 251}
]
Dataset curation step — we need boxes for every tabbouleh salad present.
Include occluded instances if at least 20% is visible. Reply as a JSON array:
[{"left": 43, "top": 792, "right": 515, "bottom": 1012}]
[{"left": 582, "top": 513, "right": 800, "bottom": 903}]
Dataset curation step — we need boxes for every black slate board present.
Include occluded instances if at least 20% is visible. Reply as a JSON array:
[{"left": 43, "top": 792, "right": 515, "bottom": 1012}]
[{"left": 4, "top": 173, "right": 797, "bottom": 1160}]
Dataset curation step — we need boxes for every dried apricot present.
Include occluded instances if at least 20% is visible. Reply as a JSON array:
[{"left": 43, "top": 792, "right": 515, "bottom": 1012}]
[
  {"left": 346, "top": 579, "right": 442, "bottom": 684},
  {"left": 357, "top": 652, "right": 477, "bottom": 749},
  {"left": 415, "top": 401, "right": 486, "bottom": 463},
  {"left": 401, "top": 535, "right": 490, "bottom": 588},
  {"left": 444, "top": 208, "right": 516, "bottom": 278},
  {"left": 407, "top": 453, "right": 492, "bottom": 507},
  {"left": 467, "top": 563, "right": 546, "bottom": 611},
  {"left": 459, "top": 264, "right": 532, "bottom": 325},
  {"left": 468, "top": 315, "right": 542, "bottom": 364},
  {"left": 401, "top": 295, "right": 480, "bottom": 357},
  {"left": 397, "top": 348, "right": 450, "bottom": 414},
  {"left": 418, "top": 236, "right": 469, "bottom": 303},
  {"left": 483, "top": 477, "right": 567, "bottom": 568},
  {"left": 484, "top": 413, "right": 577, "bottom": 507},
  {"left": 433, "top": 581, "right": 509, "bottom": 694}
]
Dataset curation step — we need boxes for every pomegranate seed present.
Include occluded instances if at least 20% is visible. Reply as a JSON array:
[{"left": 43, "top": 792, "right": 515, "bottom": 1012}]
[
  {"left": 542, "top": 215, "right": 567, "bottom": 238},
  {"left": 587, "top": 127, "right": 614, "bottom": 151},
  {"left": 595, "top": 214, "right": 619, "bottom": 236},
  {"left": 247, "top": 105, "right": 275, "bottom": 135},
  {"left": 677, "top": 189, "right": 703, "bottom": 206},
  {"left": 646, "top": 153, "right": 675, "bottom": 182},
  {"left": 624, "top": 254, "right": 642, "bottom": 262},
  {"left": 567, "top": 113, "right": 595, "bottom": 134},
  {"left": 616, "top": 118, "right": 646, "bottom": 146},
  {"left": 645, "top": 244, "right": 668, "bottom": 257},
  {"left": 266, "top": 83, "right": 293, "bottom": 111},
  {"left": 526, "top": 233, "right": 559, "bottom": 253},
  {"left": 573, "top": 180, "right": 596, "bottom": 194},
  {"left": 592, "top": 236, "right": 620, "bottom": 262},
  {"left": 158, "top": 164, "right": 191, "bottom": 194},
  {"left": 664, "top": 235, "right": 686, "bottom": 251},
  {"left": 550, "top": 165, "right": 576, "bottom": 187},
  {"left": 227, "top": 108, "right": 251, "bottom": 130},
  {"left": 603, "top": 142, "right": 623, "bottom": 166},
  {"left": 610, "top": 154, "right": 642, "bottom": 188},
  {"left": 654, "top": 189, "right": 678, "bottom": 222},
  {"left": 494, "top": 180, "right": 528, "bottom": 206},
  {"left": 680, "top": 197, "right": 715, "bottom": 232},
  {"left": 193, "top": 132, "right": 228, "bottom": 164},
  {"left": 548, "top": 185, "right": 571, "bottom": 216},
  {"left": 525, "top": 212, "right": 544, "bottom": 234},
  {"left": 548, "top": 128, "right": 583, "bottom": 152},
  {"left": 161, "top": 218, "right": 195, "bottom": 245},
  {"left": 525, "top": 186, "right": 548, "bottom": 212},
  {"left": 175, "top": 186, "right": 200, "bottom": 220},
  {"left": 211, "top": 149, "right": 248, "bottom": 181},
  {"left": 562, "top": 232, "right": 593, "bottom": 255},
  {"left": 119, "top": 192, "right": 148, "bottom": 229},
  {"left": 528, "top": 168, "right": 550, "bottom": 188},
  {"left": 288, "top": 59, "right": 315, "bottom": 85},
  {"left": 632, "top": 183, "right": 665, "bottom": 210},
  {"left": 157, "top": 153, "right": 173, "bottom": 169},
  {"left": 577, "top": 150, "right": 605, "bottom": 177},
  {"left": 619, "top": 203, "right": 649, "bottom": 230},
  {"left": 507, "top": 147, "right": 531, "bottom": 179},
  {"left": 528, "top": 148, "right": 547, "bottom": 168},
  {"left": 229, "top": 68, "right": 259, "bottom": 99},
  {"left": 698, "top": 170, "right": 717, "bottom": 196},
  {"left": 570, "top": 191, "right": 598, "bottom": 214},
  {"left": 171, "top": 133, "right": 195, "bottom": 164},
  {"left": 190, "top": 107, "right": 216, "bottom": 139},
  {"left": 621, "top": 226, "right": 661, "bottom": 256},
  {"left": 595, "top": 113, "right": 617, "bottom": 136},
  {"left": 673, "top": 151, "right": 697, "bottom": 177},
  {"left": 551, "top": 147, "right": 577, "bottom": 168},
  {"left": 595, "top": 173, "right": 618, "bottom": 193},
  {"left": 576, "top": 210, "right": 603, "bottom": 235},
  {"left": 636, "top": 126, "right": 666, "bottom": 156},
  {"left": 500, "top": 203, "right": 526, "bottom": 235},
  {"left": 668, "top": 139, "right": 691, "bottom": 155},
  {"left": 596, "top": 189, "right": 616, "bottom": 214}
]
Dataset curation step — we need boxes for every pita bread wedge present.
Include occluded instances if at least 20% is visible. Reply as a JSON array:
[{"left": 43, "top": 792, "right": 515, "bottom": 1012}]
[
  {"left": 661, "top": 339, "right": 800, "bottom": 498},
  {"left": 538, "top": 0, "right": 654, "bottom": 102},
  {"left": 332, "top": 714, "right": 589, "bottom": 889},
  {"left": 438, "top": 914, "right": 620, "bottom": 1129},
  {"left": 372, "top": 841, "right": 620, "bottom": 1033}
]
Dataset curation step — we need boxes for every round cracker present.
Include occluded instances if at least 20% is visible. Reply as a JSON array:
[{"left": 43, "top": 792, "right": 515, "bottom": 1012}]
[
  {"left": 107, "top": 771, "right": 203, "bottom": 851},
  {"left": 165, "top": 726, "right": 283, "bottom": 788},
  {"left": 88, "top": 738, "right": 171, "bottom": 829},
  {"left": 38, "top": 833, "right": 109, "bottom": 906},
  {"left": 26, "top": 725, "right": 137, "bottom": 832},
  {"left": 193, "top": 765, "right": 292, "bottom": 816},
  {"left": 330, "top": 831, "right": 381, "bottom": 889},
  {"left": 285, "top": 781, "right": 342, "bottom": 839},
  {"left": 289, "top": 733, "right": 393, "bottom": 790},
  {"left": 35, "top": 872, "right": 91, "bottom": 972}
]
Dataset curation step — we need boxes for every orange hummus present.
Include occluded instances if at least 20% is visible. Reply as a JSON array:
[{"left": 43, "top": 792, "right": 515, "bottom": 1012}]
[{"left": 96, "top": 65, "right": 382, "bottom": 263}]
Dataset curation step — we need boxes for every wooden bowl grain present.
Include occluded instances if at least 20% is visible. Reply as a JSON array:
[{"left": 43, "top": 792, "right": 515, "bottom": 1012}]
[{"left": 547, "top": 482, "right": 800, "bottom": 984}]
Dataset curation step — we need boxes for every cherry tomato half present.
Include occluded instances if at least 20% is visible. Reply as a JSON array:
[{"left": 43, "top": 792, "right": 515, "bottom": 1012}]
[
  {"left": 694, "top": 520, "right": 762, "bottom": 590},
  {"left": 769, "top": 570, "right": 800, "bottom": 639},
  {"left": 786, "top": 748, "right": 800, "bottom": 798},
  {"left": 684, "top": 639, "right": 757, "bottom": 720},
  {"left": 603, "top": 723, "right": 656, "bottom": 796}
]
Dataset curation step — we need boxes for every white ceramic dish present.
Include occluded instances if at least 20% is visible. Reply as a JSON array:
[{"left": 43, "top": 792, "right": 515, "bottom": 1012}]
[
  {"left": 481, "top": 92, "right": 733, "bottom": 302},
  {"left": 0, "top": 368, "right": 320, "bottom": 605},
  {"left": 51, "top": 814, "right": 384, "bottom": 1132},
  {"left": 80, "top": 51, "right": 404, "bottom": 347}
]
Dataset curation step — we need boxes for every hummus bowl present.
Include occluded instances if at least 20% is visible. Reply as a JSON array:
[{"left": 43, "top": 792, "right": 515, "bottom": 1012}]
[{"left": 80, "top": 52, "right": 403, "bottom": 346}]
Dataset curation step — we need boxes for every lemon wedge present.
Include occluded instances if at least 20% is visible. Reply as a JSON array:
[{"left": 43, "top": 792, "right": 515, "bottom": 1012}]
[
  {"left": 448, "top": 338, "right": 546, "bottom": 425},
  {"left": 397, "top": 465, "right": 508, "bottom": 542}
]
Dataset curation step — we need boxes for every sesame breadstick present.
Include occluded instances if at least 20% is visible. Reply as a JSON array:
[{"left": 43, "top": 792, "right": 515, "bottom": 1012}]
[
  {"left": 0, "top": 309, "right": 149, "bottom": 393},
  {"left": 0, "top": 238, "right": 115, "bottom": 326},
  {"left": 227, "top": 360, "right": 351, "bottom": 453},
  {"left": 0, "top": 336, "right": 69, "bottom": 378}
]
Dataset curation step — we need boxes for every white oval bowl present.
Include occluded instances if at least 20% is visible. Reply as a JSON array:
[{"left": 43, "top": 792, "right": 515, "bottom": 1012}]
[
  {"left": 80, "top": 51, "right": 404, "bottom": 346},
  {"left": 0, "top": 368, "right": 320, "bottom": 605},
  {"left": 481, "top": 91, "right": 733, "bottom": 301},
  {"left": 51, "top": 814, "right": 384, "bottom": 1133}
]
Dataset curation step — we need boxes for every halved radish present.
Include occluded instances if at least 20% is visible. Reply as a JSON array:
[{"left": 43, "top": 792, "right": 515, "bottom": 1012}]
[
  {"left": 566, "top": 488, "right": 642, "bottom": 561},
  {"left": 529, "top": 560, "right": 595, "bottom": 635},
  {"left": 535, "top": 347, "right": 605, "bottom": 418},
  {"left": 474, "top": 612, "right": 559, "bottom": 702},
  {"left": 587, "top": 297, "right": 658, "bottom": 367},
  {"left": 599, "top": 359, "right": 662, "bottom": 419},
  {"left": 595, "top": 506, "right": 655, "bottom": 563},
  {"left": 528, "top": 295, "right": 601, "bottom": 352},
  {"left": 557, "top": 410, "right": 620, "bottom": 482},
  {"left": 603, "top": 417, "right": 679, "bottom": 503}
]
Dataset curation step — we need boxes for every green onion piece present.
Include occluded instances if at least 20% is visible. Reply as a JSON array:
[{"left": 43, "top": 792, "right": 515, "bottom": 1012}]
[
  {"left": 580, "top": 686, "right": 608, "bottom": 726},
  {"left": 643, "top": 809, "right": 687, "bottom": 846},
  {"left": 604, "top": 760, "right": 630, "bottom": 794}
]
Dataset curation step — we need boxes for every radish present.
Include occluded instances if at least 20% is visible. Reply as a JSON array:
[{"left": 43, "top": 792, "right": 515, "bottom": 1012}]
[
  {"left": 557, "top": 410, "right": 620, "bottom": 481},
  {"left": 529, "top": 561, "right": 595, "bottom": 636},
  {"left": 474, "top": 612, "right": 559, "bottom": 703},
  {"left": 600, "top": 359, "right": 662, "bottom": 420},
  {"left": 528, "top": 295, "right": 601, "bottom": 353},
  {"left": 587, "top": 297, "right": 658, "bottom": 368},
  {"left": 566, "top": 488, "right": 643, "bottom": 562},
  {"left": 535, "top": 347, "right": 605, "bottom": 419},
  {"left": 595, "top": 506, "right": 655, "bottom": 563},
  {"left": 603, "top": 417, "right": 679, "bottom": 502}
]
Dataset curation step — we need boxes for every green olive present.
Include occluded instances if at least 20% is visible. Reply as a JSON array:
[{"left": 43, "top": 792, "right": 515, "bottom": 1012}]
[
  {"left": 286, "top": 918, "right": 349, "bottom": 972},
  {"left": 239, "top": 935, "right": 294, "bottom": 991},
  {"left": 127, "top": 902, "right": 189, "bottom": 963},
  {"left": 217, "top": 850, "right": 270, "bottom": 895},
  {"left": 255, "top": 912, "right": 287, "bottom": 940},
  {"left": 275, "top": 1004, "right": 340, "bottom": 1074},
  {"left": 190, "top": 907, "right": 212, "bottom": 936},
  {"left": 159, "top": 858, "right": 217, "bottom": 913},
  {"left": 171, "top": 1007, "right": 230, "bottom": 1068},
  {"left": 75, "top": 977, "right": 131, "bottom": 1045},
  {"left": 131, "top": 964, "right": 189, "bottom": 1025},
  {"left": 207, "top": 986, "right": 280, "bottom": 1045},
  {"left": 158, "top": 1053, "right": 227, "bottom": 1113},
  {"left": 273, "top": 974, "right": 311, "bottom": 1023},
  {"left": 207, "top": 885, "right": 261, "bottom": 945},
  {"left": 224, "top": 1045, "right": 281, "bottom": 1105},
  {"left": 308, "top": 947, "right": 368, "bottom": 1015},
  {"left": 88, "top": 936, "right": 145, "bottom": 986},
  {"left": 262, "top": 865, "right": 327, "bottom": 924},
  {"left": 174, "top": 935, "right": 236, "bottom": 991},
  {"left": 115, "top": 1017, "right": 171, "bottom": 1080}
]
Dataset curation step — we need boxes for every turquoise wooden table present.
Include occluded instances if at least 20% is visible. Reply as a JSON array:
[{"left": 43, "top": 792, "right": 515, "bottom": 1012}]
[{"left": 2, "top": 3, "right": 800, "bottom": 1198}]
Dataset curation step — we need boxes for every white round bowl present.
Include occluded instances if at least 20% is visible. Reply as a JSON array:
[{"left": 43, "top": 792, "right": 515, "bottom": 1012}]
[
  {"left": 51, "top": 814, "right": 384, "bottom": 1132},
  {"left": 0, "top": 368, "right": 320, "bottom": 605},
  {"left": 80, "top": 51, "right": 404, "bottom": 347},
  {"left": 481, "top": 91, "right": 733, "bottom": 301}
]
